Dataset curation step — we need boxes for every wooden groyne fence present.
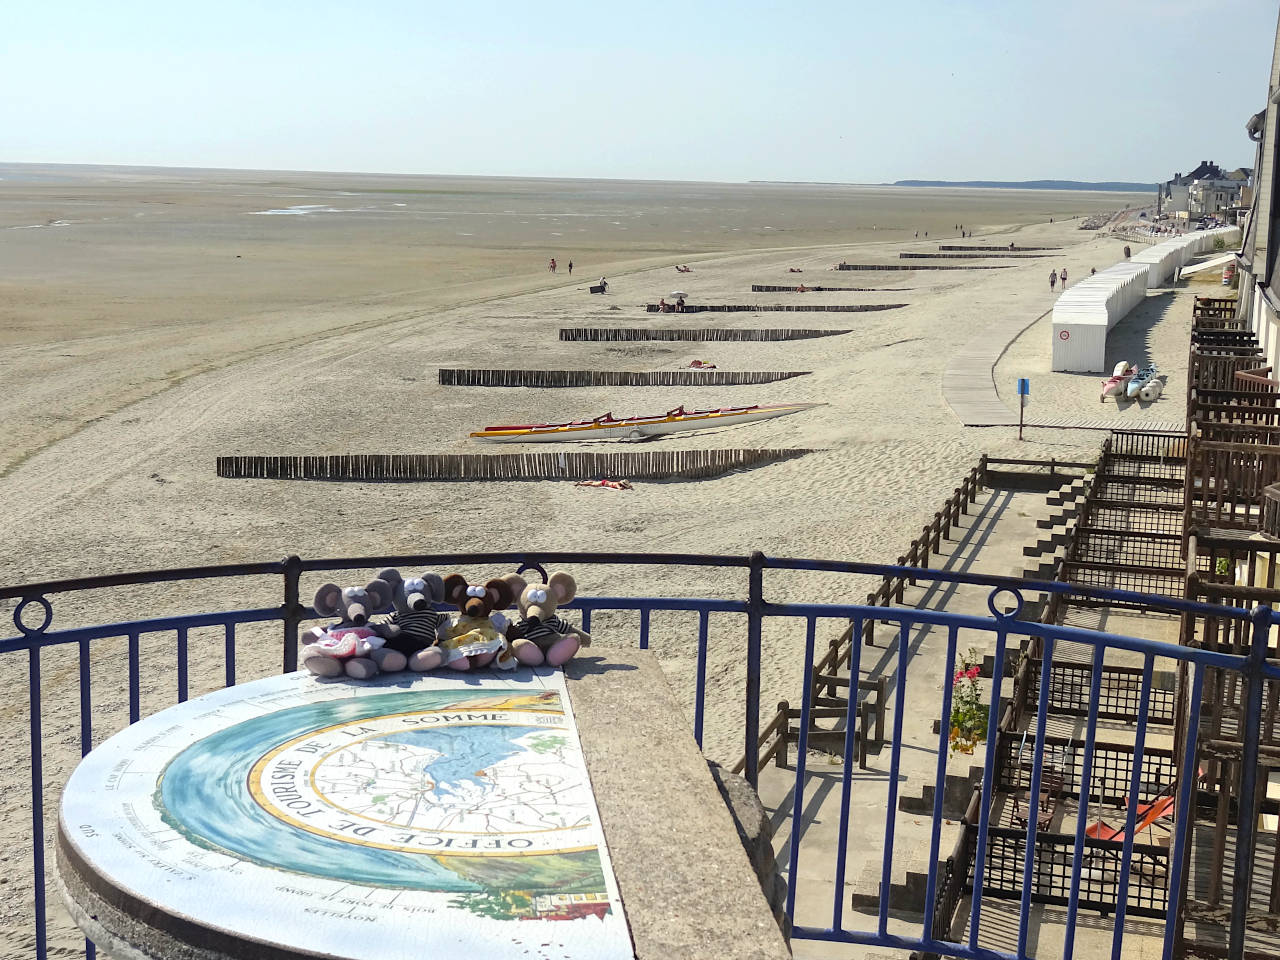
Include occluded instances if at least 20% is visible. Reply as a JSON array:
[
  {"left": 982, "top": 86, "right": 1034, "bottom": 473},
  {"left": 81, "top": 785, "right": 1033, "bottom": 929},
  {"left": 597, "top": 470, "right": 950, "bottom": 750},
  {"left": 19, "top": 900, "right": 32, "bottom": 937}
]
[
  {"left": 835, "top": 263, "right": 1014, "bottom": 271},
  {"left": 559, "top": 328, "right": 851, "bottom": 342},
  {"left": 643, "top": 303, "right": 906, "bottom": 313},
  {"left": 438, "top": 369, "right": 810, "bottom": 387},
  {"left": 749, "top": 284, "right": 908, "bottom": 293},
  {"left": 900, "top": 252, "right": 1049, "bottom": 259},
  {"left": 216, "top": 448, "right": 816, "bottom": 482},
  {"left": 936, "top": 245, "right": 1061, "bottom": 252}
]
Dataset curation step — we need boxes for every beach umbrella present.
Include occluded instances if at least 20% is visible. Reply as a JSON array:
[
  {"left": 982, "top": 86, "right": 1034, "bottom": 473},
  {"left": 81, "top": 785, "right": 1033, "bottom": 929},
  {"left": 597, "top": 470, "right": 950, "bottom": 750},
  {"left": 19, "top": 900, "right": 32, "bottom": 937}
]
[{"left": 670, "top": 291, "right": 688, "bottom": 299}]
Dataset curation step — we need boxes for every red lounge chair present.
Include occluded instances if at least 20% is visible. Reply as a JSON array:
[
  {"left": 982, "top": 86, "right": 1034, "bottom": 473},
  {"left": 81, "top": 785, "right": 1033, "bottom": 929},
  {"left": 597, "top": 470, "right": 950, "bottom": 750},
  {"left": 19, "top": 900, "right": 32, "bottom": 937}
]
[{"left": 1086, "top": 794, "right": 1175, "bottom": 842}]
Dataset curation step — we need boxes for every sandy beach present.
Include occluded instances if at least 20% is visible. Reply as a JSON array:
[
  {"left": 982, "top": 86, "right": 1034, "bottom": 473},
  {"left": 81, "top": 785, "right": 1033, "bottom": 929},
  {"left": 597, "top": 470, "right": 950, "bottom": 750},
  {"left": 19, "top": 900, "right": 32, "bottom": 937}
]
[{"left": 0, "top": 165, "right": 1179, "bottom": 955}]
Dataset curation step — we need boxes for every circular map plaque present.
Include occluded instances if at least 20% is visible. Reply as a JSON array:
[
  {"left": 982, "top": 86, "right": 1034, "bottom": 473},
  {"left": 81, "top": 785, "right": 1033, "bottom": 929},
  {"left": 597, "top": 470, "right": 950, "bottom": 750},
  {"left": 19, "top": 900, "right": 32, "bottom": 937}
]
[{"left": 57, "top": 670, "right": 633, "bottom": 960}]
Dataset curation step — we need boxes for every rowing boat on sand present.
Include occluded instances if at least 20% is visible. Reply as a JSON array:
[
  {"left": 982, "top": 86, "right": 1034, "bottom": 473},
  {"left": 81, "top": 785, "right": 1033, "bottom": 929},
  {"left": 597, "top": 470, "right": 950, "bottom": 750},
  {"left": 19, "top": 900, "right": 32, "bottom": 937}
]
[{"left": 470, "top": 402, "right": 822, "bottom": 442}]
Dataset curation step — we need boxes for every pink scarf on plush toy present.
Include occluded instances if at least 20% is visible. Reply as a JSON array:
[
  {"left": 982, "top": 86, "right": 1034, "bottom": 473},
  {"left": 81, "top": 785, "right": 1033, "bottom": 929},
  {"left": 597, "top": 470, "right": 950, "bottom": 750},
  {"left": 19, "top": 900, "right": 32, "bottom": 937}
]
[{"left": 308, "top": 626, "right": 384, "bottom": 660}]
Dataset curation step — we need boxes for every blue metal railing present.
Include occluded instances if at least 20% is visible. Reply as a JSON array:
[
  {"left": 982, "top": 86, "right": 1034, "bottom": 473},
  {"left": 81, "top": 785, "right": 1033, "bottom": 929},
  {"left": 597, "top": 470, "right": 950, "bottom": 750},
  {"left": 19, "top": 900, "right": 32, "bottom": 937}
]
[{"left": 4, "top": 551, "right": 1277, "bottom": 960}]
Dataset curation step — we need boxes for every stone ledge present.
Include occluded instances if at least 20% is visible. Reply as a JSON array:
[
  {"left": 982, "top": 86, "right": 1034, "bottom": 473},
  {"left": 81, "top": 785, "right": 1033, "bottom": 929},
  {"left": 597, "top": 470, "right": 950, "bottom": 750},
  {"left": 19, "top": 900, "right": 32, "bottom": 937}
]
[{"left": 565, "top": 651, "right": 793, "bottom": 960}]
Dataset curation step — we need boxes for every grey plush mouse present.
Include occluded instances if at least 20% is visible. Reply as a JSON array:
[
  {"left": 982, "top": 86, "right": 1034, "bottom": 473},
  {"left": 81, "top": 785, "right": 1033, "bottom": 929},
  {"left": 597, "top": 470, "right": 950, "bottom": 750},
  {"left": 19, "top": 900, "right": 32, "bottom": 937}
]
[
  {"left": 300, "top": 578, "right": 404, "bottom": 679},
  {"left": 376, "top": 568, "right": 448, "bottom": 671}
]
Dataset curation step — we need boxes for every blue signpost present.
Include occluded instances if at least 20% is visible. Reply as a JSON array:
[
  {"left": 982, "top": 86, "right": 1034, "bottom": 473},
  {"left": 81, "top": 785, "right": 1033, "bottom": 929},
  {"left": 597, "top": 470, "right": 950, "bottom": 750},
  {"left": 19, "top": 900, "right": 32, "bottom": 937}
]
[{"left": 1017, "top": 378, "right": 1030, "bottom": 440}]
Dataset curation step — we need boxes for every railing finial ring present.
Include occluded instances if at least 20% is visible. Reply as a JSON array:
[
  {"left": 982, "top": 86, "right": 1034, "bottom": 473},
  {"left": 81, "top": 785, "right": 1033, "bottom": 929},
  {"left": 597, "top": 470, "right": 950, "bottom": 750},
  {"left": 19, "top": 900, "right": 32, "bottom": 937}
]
[
  {"left": 986, "top": 587, "right": 1024, "bottom": 620},
  {"left": 14, "top": 595, "right": 53, "bottom": 636},
  {"left": 514, "top": 561, "right": 549, "bottom": 584}
]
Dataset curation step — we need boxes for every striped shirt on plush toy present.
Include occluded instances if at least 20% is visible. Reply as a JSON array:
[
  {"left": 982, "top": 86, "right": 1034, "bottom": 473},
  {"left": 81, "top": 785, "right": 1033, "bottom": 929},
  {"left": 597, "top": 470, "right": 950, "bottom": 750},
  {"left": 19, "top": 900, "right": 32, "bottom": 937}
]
[
  {"left": 383, "top": 609, "right": 443, "bottom": 655},
  {"left": 508, "top": 616, "right": 575, "bottom": 651}
]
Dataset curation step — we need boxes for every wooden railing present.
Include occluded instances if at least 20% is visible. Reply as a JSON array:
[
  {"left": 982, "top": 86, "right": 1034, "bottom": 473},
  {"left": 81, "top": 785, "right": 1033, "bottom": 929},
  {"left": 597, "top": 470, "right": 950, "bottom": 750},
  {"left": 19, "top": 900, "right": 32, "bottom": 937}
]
[
  {"left": 736, "top": 458, "right": 999, "bottom": 778},
  {"left": 1264, "top": 483, "right": 1280, "bottom": 541},
  {"left": 732, "top": 701, "right": 791, "bottom": 775},
  {"left": 732, "top": 698, "right": 878, "bottom": 776},
  {"left": 850, "top": 462, "right": 985, "bottom": 652},
  {"left": 1193, "top": 295, "right": 1239, "bottom": 321},
  {"left": 1183, "top": 425, "right": 1280, "bottom": 534}
]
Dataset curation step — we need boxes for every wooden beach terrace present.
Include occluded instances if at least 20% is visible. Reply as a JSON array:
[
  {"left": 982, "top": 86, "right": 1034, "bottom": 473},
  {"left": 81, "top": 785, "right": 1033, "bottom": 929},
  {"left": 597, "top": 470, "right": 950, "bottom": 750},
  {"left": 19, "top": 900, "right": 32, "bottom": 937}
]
[{"left": 740, "top": 288, "right": 1280, "bottom": 954}]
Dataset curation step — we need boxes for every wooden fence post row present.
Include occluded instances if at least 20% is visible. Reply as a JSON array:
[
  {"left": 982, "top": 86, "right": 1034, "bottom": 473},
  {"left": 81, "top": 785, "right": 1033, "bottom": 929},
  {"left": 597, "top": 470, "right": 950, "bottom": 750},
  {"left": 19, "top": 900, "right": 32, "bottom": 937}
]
[
  {"left": 749, "top": 284, "right": 898, "bottom": 293},
  {"left": 863, "top": 461, "right": 987, "bottom": 647},
  {"left": 559, "top": 327, "right": 853, "bottom": 342},
  {"left": 641, "top": 303, "right": 908, "bottom": 314},
  {"left": 437, "top": 369, "right": 812, "bottom": 387},
  {"left": 835, "top": 264, "right": 1016, "bottom": 271},
  {"left": 215, "top": 449, "right": 816, "bottom": 482}
]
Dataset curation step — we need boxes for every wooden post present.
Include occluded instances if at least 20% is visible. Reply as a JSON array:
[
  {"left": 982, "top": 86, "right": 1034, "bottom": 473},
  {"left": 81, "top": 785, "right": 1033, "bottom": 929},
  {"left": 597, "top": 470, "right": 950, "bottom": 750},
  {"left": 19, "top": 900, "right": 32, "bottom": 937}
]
[{"left": 776, "top": 701, "right": 790, "bottom": 769}]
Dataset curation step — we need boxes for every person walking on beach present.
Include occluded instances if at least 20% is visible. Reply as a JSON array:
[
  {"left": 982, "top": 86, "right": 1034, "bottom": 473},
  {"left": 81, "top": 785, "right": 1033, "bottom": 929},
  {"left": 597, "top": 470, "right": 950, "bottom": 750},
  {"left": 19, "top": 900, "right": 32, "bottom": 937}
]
[
  {"left": 568, "top": 260, "right": 573, "bottom": 275},
  {"left": 549, "top": 258, "right": 557, "bottom": 273},
  {"left": 599, "top": 276, "right": 608, "bottom": 293},
  {"left": 1049, "top": 269, "right": 1057, "bottom": 292},
  {"left": 1059, "top": 267, "right": 1068, "bottom": 290}
]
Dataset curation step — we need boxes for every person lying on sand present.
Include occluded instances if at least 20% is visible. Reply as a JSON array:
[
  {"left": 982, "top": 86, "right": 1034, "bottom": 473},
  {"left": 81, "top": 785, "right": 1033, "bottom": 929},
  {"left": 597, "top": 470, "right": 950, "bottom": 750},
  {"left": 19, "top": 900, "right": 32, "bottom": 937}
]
[{"left": 575, "top": 478, "right": 633, "bottom": 490}]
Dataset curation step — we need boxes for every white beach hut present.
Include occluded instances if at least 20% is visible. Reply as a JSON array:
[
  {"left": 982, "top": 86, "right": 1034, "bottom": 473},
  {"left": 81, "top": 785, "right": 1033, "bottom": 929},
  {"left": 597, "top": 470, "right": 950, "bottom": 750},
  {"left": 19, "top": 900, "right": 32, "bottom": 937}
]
[
  {"left": 1130, "top": 238, "right": 1189, "bottom": 288},
  {"left": 1050, "top": 227, "right": 1240, "bottom": 372},
  {"left": 1130, "top": 227, "right": 1241, "bottom": 288},
  {"left": 1051, "top": 262, "right": 1151, "bottom": 372}
]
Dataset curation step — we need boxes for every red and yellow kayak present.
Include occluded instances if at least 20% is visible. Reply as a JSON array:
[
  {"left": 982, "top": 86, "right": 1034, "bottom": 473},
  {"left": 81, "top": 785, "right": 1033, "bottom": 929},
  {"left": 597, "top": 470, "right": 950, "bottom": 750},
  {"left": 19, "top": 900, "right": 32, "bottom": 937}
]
[{"left": 470, "top": 401, "right": 822, "bottom": 443}]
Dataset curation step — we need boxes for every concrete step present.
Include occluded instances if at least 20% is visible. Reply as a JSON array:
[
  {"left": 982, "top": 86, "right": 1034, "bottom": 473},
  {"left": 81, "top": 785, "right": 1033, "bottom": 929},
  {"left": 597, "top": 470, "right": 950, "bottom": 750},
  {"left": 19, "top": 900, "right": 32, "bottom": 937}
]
[
  {"left": 1046, "top": 486, "right": 1088, "bottom": 508},
  {"left": 1036, "top": 501, "right": 1084, "bottom": 529},
  {"left": 1022, "top": 530, "right": 1069, "bottom": 557},
  {"left": 1019, "top": 560, "right": 1059, "bottom": 581}
]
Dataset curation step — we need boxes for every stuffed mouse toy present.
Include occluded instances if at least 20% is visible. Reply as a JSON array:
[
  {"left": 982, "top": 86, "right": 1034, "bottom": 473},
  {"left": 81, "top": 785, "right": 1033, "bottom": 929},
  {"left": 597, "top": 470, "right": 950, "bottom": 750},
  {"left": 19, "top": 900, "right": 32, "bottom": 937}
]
[
  {"left": 376, "top": 568, "right": 448, "bottom": 671},
  {"left": 502, "top": 571, "right": 592, "bottom": 667},
  {"left": 300, "top": 578, "right": 403, "bottom": 679},
  {"left": 439, "top": 574, "right": 517, "bottom": 670}
]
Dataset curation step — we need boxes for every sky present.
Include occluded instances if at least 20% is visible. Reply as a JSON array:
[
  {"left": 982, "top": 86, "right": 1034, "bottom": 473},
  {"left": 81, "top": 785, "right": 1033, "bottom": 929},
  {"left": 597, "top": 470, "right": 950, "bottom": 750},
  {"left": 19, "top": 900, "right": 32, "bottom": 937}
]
[{"left": 1, "top": 0, "right": 1277, "bottom": 184}]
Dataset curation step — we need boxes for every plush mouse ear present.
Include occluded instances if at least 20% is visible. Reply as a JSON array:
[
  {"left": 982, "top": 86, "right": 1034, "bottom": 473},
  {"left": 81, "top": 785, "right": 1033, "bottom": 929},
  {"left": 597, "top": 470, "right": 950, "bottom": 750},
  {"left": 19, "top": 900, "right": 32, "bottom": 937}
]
[
  {"left": 547, "top": 571, "right": 577, "bottom": 604},
  {"left": 485, "top": 578, "right": 515, "bottom": 609},
  {"left": 365, "top": 578, "right": 393, "bottom": 611},
  {"left": 423, "top": 572, "right": 446, "bottom": 602},
  {"left": 378, "top": 568, "right": 403, "bottom": 587},
  {"left": 443, "top": 574, "right": 469, "bottom": 605},
  {"left": 313, "top": 584, "right": 343, "bottom": 616},
  {"left": 501, "top": 573, "right": 527, "bottom": 601}
]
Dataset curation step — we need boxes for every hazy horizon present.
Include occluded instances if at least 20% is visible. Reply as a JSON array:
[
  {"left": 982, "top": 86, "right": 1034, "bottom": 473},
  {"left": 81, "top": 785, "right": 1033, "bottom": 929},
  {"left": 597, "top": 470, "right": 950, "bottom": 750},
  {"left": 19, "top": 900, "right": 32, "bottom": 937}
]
[
  {"left": 2, "top": 0, "right": 1271, "bottom": 184},
  {"left": 0, "top": 159, "right": 1167, "bottom": 191}
]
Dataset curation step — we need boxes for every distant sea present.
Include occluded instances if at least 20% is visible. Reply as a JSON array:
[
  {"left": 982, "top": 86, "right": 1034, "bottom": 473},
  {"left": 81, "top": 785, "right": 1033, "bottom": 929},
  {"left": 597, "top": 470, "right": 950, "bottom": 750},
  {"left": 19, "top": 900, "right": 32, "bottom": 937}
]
[{"left": 0, "top": 163, "right": 1149, "bottom": 255}]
